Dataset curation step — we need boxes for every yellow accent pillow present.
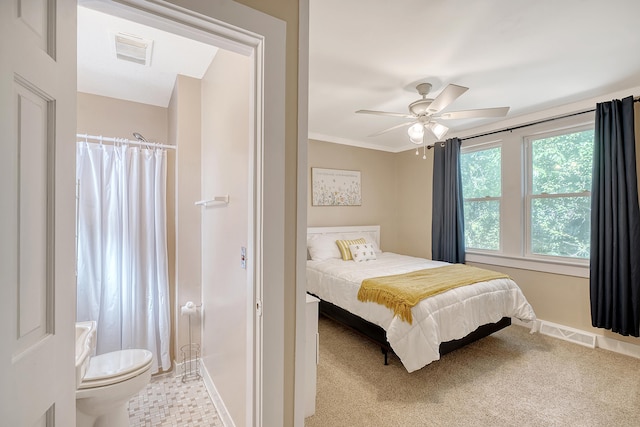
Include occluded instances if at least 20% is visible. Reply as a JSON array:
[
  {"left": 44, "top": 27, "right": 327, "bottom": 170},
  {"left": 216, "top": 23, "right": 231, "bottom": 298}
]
[{"left": 336, "top": 238, "right": 366, "bottom": 261}]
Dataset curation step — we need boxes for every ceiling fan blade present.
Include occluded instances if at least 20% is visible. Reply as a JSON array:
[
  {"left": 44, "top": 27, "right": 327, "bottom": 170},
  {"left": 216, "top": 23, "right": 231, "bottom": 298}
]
[
  {"left": 426, "top": 84, "right": 469, "bottom": 114},
  {"left": 368, "top": 121, "right": 415, "bottom": 137},
  {"left": 436, "top": 107, "right": 510, "bottom": 120},
  {"left": 356, "top": 109, "right": 414, "bottom": 119}
]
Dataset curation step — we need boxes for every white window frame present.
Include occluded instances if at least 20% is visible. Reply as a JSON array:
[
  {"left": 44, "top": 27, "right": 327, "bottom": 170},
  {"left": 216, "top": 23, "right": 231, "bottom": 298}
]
[
  {"left": 524, "top": 124, "right": 593, "bottom": 265},
  {"left": 461, "top": 140, "right": 503, "bottom": 253},
  {"left": 461, "top": 116, "right": 594, "bottom": 278}
]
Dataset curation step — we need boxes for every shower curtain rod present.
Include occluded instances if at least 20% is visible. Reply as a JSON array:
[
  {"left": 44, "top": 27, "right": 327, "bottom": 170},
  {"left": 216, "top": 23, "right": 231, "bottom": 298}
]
[{"left": 76, "top": 133, "right": 177, "bottom": 150}]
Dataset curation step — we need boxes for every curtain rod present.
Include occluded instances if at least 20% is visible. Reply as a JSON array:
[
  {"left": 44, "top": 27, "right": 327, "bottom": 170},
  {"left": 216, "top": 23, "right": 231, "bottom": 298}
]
[
  {"left": 428, "top": 96, "right": 640, "bottom": 147},
  {"left": 459, "top": 108, "right": 595, "bottom": 142},
  {"left": 76, "top": 133, "right": 177, "bottom": 150}
]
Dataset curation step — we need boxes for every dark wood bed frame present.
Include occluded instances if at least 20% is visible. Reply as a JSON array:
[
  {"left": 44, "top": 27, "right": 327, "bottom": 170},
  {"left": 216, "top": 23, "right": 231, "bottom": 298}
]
[{"left": 315, "top": 295, "right": 511, "bottom": 365}]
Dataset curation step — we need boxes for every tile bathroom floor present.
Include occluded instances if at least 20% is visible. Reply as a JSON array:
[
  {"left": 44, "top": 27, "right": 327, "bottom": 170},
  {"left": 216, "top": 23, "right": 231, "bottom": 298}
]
[{"left": 128, "top": 373, "right": 223, "bottom": 426}]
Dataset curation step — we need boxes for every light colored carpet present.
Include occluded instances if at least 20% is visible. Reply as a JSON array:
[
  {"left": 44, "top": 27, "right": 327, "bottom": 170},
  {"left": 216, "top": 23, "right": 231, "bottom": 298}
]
[{"left": 305, "top": 316, "right": 640, "bottom": 427}]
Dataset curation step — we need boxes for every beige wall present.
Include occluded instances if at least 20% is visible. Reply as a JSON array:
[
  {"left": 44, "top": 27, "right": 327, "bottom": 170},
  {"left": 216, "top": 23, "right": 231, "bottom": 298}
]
[
  {"left": 308, "top": 140, "right": 434, "bottom": 256},
  {"left": 200, "top": 49, "right": 251, "bottom": 426},
  {"left": 167, "top": 75, "right": 203, "bottom": 363},
  {"left": 308, "top": 140, "right": 400, "bottom": 251},
  {"left": 77, "top": 92, "right": 168, "bottom": 142},
  {"left": 394, "top": 148, "right": 433, "bottom": 259}
]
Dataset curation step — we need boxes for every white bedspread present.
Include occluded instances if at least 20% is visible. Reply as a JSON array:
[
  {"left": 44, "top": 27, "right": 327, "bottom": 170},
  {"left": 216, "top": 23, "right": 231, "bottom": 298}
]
[{"left": 306, "top": 252, "right": 536, "bottom": 372}]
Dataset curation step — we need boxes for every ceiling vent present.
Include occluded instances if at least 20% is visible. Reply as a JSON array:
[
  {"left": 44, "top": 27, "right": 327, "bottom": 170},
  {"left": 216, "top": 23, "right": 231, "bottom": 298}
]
[{"left": 113, "top": 32, "right": 153, "bottom": 66}]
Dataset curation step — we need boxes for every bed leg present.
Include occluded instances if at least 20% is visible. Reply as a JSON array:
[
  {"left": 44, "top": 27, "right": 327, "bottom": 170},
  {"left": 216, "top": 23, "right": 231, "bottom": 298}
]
[{"left": 381, "top": 347, "right": 388, "bottom": 365}]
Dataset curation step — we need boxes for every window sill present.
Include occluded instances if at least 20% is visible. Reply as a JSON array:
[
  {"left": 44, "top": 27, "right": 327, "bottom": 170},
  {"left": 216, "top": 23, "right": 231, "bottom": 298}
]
[{"left": 465, "top": 251, "right": 589, "bottom": 278}]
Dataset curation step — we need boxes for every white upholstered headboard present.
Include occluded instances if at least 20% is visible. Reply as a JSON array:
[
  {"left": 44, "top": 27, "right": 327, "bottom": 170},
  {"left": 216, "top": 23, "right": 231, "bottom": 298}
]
[{"left": 306, "top": 225, "right": 380, "bottom": 248}]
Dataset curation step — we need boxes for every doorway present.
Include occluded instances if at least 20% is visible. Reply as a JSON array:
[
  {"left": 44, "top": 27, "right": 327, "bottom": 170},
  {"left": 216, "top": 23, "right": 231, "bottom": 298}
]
[{"left": 76, "top": 1, "right": 287, "bottom": 425}]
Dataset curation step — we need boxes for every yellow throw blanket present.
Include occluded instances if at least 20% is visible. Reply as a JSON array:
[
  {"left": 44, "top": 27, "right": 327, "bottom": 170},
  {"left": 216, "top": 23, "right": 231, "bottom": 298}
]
[{"left": 357, "top": 264, "right": 509, "bottom": 324}]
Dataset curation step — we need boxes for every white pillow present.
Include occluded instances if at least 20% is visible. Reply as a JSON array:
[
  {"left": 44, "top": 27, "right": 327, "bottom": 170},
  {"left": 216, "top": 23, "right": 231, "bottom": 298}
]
[
  {"left": 364, "top": 236, "right": 382, "bottom": 254},
  {"left": 307, "top": 234, "right": 342, "bottom": 261},
  {"left": 349, "top": 243, "right": 377, "bottom": 262}
]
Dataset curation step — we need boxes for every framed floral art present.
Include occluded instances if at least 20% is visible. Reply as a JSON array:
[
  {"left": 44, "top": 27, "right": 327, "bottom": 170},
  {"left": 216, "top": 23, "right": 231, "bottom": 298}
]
[{"left": 311, "top": 168, "right": 362, "bottom": 206}]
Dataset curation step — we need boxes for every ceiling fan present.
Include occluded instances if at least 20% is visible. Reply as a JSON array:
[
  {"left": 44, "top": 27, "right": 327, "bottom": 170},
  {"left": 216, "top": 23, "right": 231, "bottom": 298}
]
[{"left": 356, "top": 83, "right": 509, "bottom": 143}]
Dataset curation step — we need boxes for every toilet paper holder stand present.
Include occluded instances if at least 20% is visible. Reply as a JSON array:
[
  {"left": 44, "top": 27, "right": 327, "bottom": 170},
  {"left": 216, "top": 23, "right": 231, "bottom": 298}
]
[{"left": 180, "top": 301, "right": 201, "bottom": 383}]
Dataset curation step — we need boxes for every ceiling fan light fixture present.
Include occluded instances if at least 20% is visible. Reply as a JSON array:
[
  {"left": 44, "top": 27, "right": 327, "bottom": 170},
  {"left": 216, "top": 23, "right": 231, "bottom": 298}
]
[
  {"left": 428, "top": 122, "right": 449, "bottom": 140},
  {"left": 407, "top": 123, "right": 424, "bottom": 144},
  {"left": 355, "top": 83, "right": 509, "bottom": 149}
]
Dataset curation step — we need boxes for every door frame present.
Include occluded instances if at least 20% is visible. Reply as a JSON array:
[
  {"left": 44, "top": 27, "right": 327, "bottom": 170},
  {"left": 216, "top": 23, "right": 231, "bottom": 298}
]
[{"left": 79, "top": 1, "right": 287, "bottom": 425}]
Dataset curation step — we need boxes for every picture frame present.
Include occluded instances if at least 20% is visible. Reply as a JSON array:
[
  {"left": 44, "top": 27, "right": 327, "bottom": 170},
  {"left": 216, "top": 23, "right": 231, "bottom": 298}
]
[{"left": 311, "top": 168, "right": 361, "bottom": 206}]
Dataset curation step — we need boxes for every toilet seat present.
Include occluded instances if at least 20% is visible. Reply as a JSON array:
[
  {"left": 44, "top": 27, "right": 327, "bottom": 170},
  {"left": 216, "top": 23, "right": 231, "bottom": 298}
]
[{"left": 78, "top": 349, "right": 153, "bottom": 390}]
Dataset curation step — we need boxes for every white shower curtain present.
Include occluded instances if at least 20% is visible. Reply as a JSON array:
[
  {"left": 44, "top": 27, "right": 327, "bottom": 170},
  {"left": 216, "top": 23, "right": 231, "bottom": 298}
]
[{"left": 76, "top": 142, "right": 171, "bottom": 373}]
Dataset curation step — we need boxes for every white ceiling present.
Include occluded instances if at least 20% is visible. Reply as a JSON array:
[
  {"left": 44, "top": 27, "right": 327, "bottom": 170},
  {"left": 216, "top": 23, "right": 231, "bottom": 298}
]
[
  {"left": 78, "top": 2, "right": 640, "bottom": 153},
  {"left": 77, "top": 6, "right": 218, "bottom": 107},
  {"left": 308, "top": 0, "right": 640, "bottom": 152}
]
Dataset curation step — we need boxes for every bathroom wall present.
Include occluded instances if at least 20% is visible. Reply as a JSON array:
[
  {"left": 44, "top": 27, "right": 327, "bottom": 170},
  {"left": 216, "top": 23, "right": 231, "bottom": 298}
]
[
  {"left": 167, "top": 76, "right": 203, "bottom": 362},
  {"left": 200, "top": 49, "right": 251, "bottom": 426},
  {"left": 77, "top": 92, "right": 168, "bottom": 144}
]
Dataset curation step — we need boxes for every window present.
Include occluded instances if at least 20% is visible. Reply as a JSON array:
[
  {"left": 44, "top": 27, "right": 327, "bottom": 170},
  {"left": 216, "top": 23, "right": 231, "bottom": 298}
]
[
  {"left": 527, "top": 128, "right": 594, "bottom": 259},
  {"left": 460, "top": 118, "right": 594, "bottom": 277},
  {"left": 461, "top": 146, "right": 501, "bottom": 251}
]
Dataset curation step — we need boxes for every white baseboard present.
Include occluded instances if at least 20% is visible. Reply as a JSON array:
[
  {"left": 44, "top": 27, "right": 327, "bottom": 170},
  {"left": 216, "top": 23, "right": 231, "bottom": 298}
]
[
  {"left": 199, "top": 359, "right": 235, "bottom": 427},
  {"left": 511, "top": 317, "right": 640, "bottom": 359},
  {"left": 596, "top": 334, "right": 640, "bottom": 359}
]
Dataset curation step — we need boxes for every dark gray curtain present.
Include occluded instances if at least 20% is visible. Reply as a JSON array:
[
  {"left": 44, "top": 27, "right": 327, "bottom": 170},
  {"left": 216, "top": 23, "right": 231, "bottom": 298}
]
[
  {"left": 432, "top": 137, "right": 465, "bottom": 263},
  {"left": 590, "top": 96, "right": 640, "bottom": 337}
]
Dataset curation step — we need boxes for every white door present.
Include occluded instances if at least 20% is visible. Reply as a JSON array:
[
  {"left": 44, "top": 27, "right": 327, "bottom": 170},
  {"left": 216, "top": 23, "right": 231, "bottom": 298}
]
[{"left": 0, "top": 1, "right": 77, "bottom": 425}]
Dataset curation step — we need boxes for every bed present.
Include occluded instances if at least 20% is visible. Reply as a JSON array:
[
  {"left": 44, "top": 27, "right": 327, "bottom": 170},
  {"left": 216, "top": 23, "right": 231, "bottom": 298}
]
[{"left": 306, "top": 225, "right": 536, "bottom": 372}]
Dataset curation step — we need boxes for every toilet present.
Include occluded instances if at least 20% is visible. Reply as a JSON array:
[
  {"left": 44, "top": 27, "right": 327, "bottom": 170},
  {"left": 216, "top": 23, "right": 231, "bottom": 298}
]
[{"left": 76, "top": 348, "right": 153, "bottom": 427}]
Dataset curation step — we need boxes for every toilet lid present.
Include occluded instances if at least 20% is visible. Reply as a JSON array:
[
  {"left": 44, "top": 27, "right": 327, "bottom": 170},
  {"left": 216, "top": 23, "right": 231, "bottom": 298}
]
[{"left": 79, "top": 349, "right": 153, "bottom": 389}]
